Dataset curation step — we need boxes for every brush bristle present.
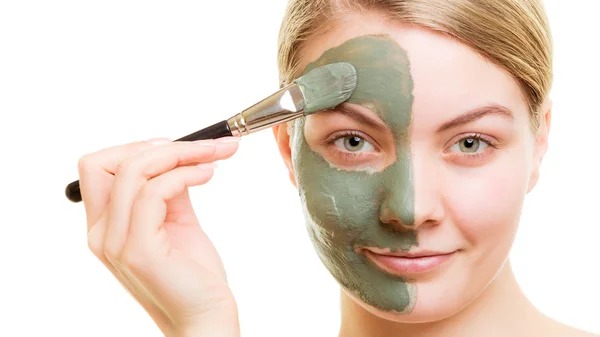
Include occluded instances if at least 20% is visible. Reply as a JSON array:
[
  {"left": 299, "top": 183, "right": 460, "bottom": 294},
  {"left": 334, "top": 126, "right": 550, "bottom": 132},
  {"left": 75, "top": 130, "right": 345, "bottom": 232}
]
[{"left": 294, "top": 62, "right": 357, "bottom": 115}]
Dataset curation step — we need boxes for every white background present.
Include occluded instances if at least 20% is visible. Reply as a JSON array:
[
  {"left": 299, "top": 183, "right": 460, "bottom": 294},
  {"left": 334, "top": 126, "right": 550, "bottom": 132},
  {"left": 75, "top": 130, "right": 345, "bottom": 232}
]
[{"left": 1, "top": 1, "right": 599, "bottom": 336}]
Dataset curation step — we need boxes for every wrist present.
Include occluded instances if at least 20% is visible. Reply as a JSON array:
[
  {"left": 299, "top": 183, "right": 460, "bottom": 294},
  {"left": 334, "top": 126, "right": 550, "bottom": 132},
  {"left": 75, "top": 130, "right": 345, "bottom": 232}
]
[{"left": 172, "top": 307, "right": 240, "bottom": 337}]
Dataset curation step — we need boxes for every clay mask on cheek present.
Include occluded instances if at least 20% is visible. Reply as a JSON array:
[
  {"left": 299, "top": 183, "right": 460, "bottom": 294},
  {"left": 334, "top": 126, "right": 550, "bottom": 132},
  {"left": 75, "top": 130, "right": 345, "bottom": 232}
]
[{"left": 291, "top": 35, "right": 418, "bottom": 313}]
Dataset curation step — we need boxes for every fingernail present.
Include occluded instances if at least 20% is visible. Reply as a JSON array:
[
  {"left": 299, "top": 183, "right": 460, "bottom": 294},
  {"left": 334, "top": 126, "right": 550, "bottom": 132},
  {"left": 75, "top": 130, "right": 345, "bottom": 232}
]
[
  {"left": 217, "top": 137, "right": 241, "bottom": 143},
  {"left": 147, "top": 138, "right": 171, "bottom": 146}
]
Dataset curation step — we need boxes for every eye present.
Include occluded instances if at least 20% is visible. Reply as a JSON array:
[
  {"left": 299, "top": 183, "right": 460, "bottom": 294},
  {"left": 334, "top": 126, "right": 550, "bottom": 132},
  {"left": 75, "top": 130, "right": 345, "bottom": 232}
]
[
  {"left": 449, "top": 135, "right": 490, "bottom": 154},
  {"left": 333, "top": 135, "right": 375, "bottom": 153}
]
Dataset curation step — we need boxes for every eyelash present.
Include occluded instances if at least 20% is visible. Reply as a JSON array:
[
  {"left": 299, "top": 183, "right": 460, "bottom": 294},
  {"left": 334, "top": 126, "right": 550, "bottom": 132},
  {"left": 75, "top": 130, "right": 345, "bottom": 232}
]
[
  {"left": 325, "top": 131, "right": 378, "bottom": 163},
  {"left": 446, "top": 133, "right": 498, "bottom": 163},
  {"left": 322, "top": 131, "right": 498, "bottom": 166}
]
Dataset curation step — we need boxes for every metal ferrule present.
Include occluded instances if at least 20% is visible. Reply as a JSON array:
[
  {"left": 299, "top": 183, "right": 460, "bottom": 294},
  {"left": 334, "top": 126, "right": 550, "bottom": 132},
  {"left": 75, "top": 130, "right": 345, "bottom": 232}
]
[{"left": 227, "top": 83, "right": 306, "bottom": 137}]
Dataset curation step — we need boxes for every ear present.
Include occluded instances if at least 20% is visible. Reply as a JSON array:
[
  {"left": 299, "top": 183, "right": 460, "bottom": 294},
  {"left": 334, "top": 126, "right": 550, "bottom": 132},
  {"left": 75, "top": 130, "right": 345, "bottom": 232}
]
[
  {"left": 527, "top": 98, "right": 552, "bottom": 193},
  {"left": 272, "top": 123, "right": 297, "bottom": 187}
]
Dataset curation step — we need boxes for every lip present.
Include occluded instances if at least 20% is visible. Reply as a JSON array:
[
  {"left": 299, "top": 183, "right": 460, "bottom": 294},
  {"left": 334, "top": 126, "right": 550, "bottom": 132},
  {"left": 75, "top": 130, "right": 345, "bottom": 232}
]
[{"left": 361, "top": 248, "right": 456, "bottom": 275}]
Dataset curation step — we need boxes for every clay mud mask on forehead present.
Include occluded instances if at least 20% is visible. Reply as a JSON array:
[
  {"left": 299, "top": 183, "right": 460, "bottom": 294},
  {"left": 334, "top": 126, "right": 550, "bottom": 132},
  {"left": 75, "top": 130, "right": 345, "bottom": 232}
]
[{"left": 291, "top": 35, "right": 418, "bottom": 313}]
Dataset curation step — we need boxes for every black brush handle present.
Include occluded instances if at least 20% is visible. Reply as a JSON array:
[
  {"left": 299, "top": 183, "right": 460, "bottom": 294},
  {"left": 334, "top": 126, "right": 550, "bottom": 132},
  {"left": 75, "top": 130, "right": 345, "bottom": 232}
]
[
  {"left": 174, "top": 119, "right": 232, "bottom": 142},
  {"left": 65, "top": 120, "right": 233, "bottom": 203}
]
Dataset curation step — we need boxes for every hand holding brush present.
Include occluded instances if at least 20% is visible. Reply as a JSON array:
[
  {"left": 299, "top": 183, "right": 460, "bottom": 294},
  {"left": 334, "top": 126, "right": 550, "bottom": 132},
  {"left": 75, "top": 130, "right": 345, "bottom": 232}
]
[{"left": 71, "top": 63, "right": 356, "bottom": 336}]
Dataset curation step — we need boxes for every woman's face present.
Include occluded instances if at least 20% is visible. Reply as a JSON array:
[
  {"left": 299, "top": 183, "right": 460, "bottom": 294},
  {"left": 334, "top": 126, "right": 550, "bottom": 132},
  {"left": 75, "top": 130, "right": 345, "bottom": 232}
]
[{"left": 275, "top": 13, "right": 549, "bottom": 322}]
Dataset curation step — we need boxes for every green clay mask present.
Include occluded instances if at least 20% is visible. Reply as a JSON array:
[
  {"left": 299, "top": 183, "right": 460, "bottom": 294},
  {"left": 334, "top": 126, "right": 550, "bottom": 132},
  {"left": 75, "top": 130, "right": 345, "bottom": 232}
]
[{"left": 291, "top": 35, "right": 418, "bottom": 313}]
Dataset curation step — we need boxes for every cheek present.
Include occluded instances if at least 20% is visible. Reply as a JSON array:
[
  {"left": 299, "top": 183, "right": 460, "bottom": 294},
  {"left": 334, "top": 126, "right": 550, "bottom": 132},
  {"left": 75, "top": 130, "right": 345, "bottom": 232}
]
[
  {"left": 295, "top": 147, "right": 384, "bottom": 241},
  {"left": 292, "top": 120, "right": 377, "bottom": 239},
  {"left": 443, "top": 152, "right": 531, "bottom": 245}
]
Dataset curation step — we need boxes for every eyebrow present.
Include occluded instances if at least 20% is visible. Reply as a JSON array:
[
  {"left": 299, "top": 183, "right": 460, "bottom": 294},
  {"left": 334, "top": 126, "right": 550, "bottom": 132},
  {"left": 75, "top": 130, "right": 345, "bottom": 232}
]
[
  {"left": 436, "top": 104, "right": 515, "bottom": 133},
  {"left": 324, "top": 104, "right": 389, "bottom": 132}
]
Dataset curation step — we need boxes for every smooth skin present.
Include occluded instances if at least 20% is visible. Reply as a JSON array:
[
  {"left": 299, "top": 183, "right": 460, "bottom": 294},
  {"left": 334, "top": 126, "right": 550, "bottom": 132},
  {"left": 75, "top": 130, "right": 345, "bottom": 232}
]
[{"left": 272, "top": 12, "right": 596, "bottom": 337}]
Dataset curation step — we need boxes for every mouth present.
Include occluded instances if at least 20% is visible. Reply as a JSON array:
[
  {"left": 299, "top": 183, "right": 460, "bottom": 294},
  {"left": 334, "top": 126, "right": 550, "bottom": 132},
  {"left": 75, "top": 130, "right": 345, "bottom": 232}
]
[{"left": 359, "top": 247, "right": 457, "bottom": 275}]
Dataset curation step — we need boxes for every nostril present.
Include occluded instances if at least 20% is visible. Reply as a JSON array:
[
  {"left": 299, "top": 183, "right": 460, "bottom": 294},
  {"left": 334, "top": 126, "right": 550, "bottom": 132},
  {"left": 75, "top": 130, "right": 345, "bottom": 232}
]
[
  {"left": 379, "top": 207, "right": 415, "bottom": 233},
  {"left": 380, "top": 219, "right": 414, "bottom": 234}
]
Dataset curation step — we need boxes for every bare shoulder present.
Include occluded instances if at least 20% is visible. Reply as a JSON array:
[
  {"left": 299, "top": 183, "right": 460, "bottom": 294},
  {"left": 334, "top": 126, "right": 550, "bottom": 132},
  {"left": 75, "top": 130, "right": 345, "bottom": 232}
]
[
  {"left": 546, "top": 319, "right": 599, "bottom": 337},
  {"left": 568, "top": 329, "right": 599, "bottom": 337},
  {"left": 558, "top": 328, "right": 600, "bottom": 337},
  {"left": 564, "top": 330, "right": 600, "bottom": 337}
]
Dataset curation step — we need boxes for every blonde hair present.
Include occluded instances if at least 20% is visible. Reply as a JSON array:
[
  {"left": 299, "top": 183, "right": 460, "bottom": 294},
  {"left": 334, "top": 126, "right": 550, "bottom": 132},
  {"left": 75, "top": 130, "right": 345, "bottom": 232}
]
[{"left": 277, "top": 0, "right": 553, "bottom": 130}]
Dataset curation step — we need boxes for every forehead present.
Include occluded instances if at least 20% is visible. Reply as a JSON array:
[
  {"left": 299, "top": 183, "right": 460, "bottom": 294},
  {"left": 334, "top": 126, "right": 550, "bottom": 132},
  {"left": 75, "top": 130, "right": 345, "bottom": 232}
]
[
  {"left": 299, "top": 13, "right": 530, "bottom": 128},
  {"left": 302, "top": 34, "right": 414, "bottom": 136}
]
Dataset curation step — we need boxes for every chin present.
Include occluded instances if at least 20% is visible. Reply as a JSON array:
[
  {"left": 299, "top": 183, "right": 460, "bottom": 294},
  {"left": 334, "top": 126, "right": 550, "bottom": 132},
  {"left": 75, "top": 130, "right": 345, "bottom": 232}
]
[
  {"left": 345, "top": 283, "right": 471, "bottom": 323},
  {"left": 342, "top": 259, "right": 492, "bottom": 324}
]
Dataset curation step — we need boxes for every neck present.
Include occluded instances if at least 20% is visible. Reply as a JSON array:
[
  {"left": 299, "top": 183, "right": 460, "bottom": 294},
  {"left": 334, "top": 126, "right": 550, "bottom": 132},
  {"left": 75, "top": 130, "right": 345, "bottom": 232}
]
[{"left": 339, "top": 260, "right": 545, "bottom": 337}]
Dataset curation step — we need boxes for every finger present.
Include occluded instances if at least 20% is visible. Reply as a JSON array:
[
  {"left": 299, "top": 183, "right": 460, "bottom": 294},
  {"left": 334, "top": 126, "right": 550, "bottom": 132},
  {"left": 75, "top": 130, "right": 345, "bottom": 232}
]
[
  {"left": 87, "top": 212, "right": 140, "bottom": 300},
  {"left": 125, "top": 165, "right": 217, "bottom": 260},
  {"left": 88, "top": 212, "right": 134, "bottom": 291},
  {"left": 103, "top": 140, "right": 238, "bottom": 262},
  {"left": 87, "top": 211, "right": 171, "bottom": 328},
  {"left": 162, "top": 162, "right": 219, "bottom": 224},
  {"left": 78, "top": 138, "right": 171, "bottom": 230}
]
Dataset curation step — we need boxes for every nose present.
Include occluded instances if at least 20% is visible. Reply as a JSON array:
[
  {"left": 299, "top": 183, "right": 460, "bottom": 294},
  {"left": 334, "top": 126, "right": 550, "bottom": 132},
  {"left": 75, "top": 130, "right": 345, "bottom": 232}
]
[
  {"left": 379, "top": 185, "right": 415, "bottom": 232},
  {"left": 379, "top": 153, "right": 444, "bottom": 232}
]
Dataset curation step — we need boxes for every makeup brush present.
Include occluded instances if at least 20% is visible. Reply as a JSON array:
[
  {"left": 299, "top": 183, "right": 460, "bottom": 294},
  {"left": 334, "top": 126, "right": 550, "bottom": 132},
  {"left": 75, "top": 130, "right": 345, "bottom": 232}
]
[{"left": 65, "top": 62, "right": 357, "bottom": 202}]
